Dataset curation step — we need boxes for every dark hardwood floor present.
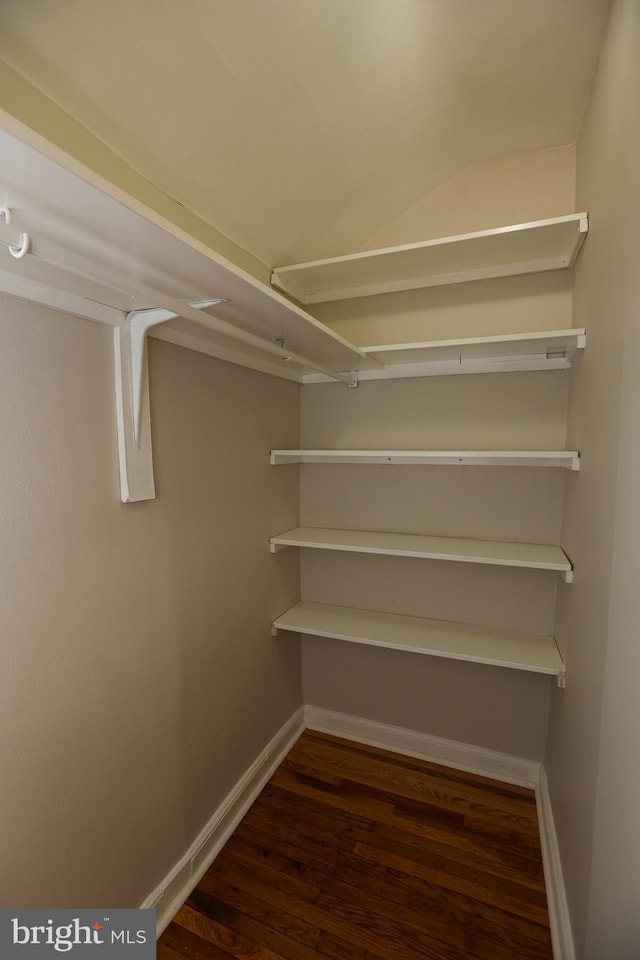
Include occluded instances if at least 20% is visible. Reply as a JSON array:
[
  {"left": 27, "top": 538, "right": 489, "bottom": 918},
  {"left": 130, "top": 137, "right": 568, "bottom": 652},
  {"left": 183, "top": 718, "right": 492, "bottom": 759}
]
[{"left": 158, "top": 730, "right": 553, "bottom": 960}]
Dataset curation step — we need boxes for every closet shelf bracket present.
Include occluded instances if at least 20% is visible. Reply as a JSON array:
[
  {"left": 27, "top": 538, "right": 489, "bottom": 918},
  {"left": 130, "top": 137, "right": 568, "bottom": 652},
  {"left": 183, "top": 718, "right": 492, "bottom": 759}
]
[{"left": 114, "top": 299, "right": 224, "bottom": 503}]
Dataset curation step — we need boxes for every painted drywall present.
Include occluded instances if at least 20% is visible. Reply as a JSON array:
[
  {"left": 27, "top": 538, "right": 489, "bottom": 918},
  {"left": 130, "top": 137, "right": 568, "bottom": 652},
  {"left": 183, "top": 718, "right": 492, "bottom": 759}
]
[
  {"left": 545, "top": 1, "right": 640, "bottom": 955},
  {"left": 309, "top": 146, "right": 575, "bottom": 349},
  {"left": 310, "top": 271, "right": 573, "bottom": 350},
  {"left": 0, "top": 1, "right": 610, "bottom": 265},
  {"left": 300, "top": 369, "right": 568, "bottom": 759},
  {"left": 0, "top": 293, "right": 301, "bottom": 907},
  {"left": 0, "top": 62, "right": 270, "bottom": 284},
  {"left": 299, "top": 139, "right": 576, "bottom": 760},
  {"left": 362, "top": 144, "right": 576, "bottom": 249}
]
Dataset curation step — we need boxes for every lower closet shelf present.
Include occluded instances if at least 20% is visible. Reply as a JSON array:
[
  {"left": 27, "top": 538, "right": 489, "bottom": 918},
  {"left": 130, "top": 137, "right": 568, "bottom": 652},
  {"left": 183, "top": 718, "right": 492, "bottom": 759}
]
[{"left": 272, "top": 601, "right": 566, "bottom": 685}]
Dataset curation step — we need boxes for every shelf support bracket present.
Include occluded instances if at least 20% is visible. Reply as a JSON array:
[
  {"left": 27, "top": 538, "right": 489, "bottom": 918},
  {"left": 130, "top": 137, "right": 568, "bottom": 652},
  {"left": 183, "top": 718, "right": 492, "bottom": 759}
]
[
  {"left": 114, "top": 299, "right": 225, "bottom": 503},
  {"left": 270, "top": 542, "right": 290, "bottom": 554},
  {"left": 557, "top": 672, "right": 567, "bottom": 689}
]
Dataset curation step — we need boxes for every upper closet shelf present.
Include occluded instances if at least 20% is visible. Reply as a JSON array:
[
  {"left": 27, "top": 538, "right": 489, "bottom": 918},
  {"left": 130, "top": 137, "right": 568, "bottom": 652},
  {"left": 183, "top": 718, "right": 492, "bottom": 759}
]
[
  {"left": 271, "top": 213, "right": 589, "bottom": 304},
  {"left": 0, "top": 125, "right": 377, "bottom": 503},
  {"left": 270, "top": 449, "right": 580, "bottom": 470},
  {"left": 0, "top": 128, "right": 371, "bottom": 386}
]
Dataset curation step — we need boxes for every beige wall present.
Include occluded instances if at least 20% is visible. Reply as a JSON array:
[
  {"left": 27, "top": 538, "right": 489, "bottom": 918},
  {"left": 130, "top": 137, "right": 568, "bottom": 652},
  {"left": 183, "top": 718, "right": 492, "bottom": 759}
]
[
  {"left": 0, "top": 62, "right": 270, "bottom": 284},
  {"left": 309, "top": 144, "right": 575, "bottom": 350},
  {"left": 362, "top": 145, "right": 576, "bottom": 250},
  {"left": 0, "top": 293, "right": 301, "bottom": 907},
  {"left": 310, "top": 271, "right": 573, "bottom": 348},
  {"left": 300, "top": 144, "right": 575, "bottom": 760},
  {"left": 300, "top": 369, "right": 568, "bottom": 759},
  {"left": 545, "top": 1, "right": 640, "bottom": 955}
]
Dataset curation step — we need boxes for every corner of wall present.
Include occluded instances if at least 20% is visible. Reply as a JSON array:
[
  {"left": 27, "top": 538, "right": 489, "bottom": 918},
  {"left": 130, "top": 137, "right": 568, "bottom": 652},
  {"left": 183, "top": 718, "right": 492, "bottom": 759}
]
[{"left": 0, "top": 60, "right": 271, "bottom": 285}]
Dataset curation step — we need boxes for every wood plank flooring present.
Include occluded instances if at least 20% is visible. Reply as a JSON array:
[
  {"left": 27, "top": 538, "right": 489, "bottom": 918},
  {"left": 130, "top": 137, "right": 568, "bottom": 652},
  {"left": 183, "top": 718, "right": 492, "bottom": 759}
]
[{"left": 158, "top": 731, "right": 553, "bottom": 960}]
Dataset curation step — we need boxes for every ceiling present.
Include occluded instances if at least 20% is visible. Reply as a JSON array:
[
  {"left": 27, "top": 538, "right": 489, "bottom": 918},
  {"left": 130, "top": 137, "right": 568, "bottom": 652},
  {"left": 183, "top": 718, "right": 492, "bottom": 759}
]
[{"left": 0, "top": 0, "right": 611, "bottom": 268}]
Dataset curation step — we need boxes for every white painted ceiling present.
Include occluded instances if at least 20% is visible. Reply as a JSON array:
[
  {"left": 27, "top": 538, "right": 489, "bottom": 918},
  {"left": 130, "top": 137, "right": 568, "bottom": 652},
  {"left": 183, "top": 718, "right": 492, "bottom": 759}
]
[{"left": 0, "top": 0, "right": 611, "bottom": 267}]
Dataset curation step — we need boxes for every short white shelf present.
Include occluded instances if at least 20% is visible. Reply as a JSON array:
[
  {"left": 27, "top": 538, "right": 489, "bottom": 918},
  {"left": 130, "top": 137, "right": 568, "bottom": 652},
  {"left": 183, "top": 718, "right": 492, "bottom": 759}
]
[
  {"left": 272, "top": 601, "right": 566, "bottom": 685},
  {"left": 271, "top": 213, "right": 589, "bottom": 304},
  {"left": 270, "top": 449, "right": 580, "bottom": 470},
  {"left": 270, "top": 527, "right": 573, "bottom": 581}
]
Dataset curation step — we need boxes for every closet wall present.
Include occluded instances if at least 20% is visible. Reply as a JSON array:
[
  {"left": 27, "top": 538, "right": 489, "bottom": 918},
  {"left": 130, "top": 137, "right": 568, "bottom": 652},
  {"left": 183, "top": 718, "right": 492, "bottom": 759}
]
[
  {"left": 300, "top": 148, "right": 576, "bottom": 759},
  {"left": 545, "top": 1, "right": 640, "bottom": 955},
  {"left": 0, "top": 293, "right": 301, "bottom": 908},
  {"left": 0, "top": 62, "right": 270, "bottom": 284}
]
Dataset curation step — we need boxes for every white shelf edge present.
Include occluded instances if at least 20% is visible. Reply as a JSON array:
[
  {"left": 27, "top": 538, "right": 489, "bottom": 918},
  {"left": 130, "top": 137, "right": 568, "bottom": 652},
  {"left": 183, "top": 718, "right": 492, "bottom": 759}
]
[
  {"left": 290, "top": 258, "right": 566, "bottom": 304},
  {"left": 274, "top": 214, "right": 589, "bottom": 274},
  {"left": 270, "top": 449, "right": 581, "bottom": 471},
  {"left": 272, "top": 601, "right": 566, "bottom": 685},
  {"left": 271, "top": 213, "right": 589, "bottom": 304},
  {"left": 0, "top": 120, "right": 372, "bottom": 371},
  {"left": 0, "top": 125, "right": 379, "bottom": 502},
  {"left": 303, "top": 329, "right": 586, "bottom": 384},
  {"left": 0, "top": 268, "right": 308, "bottom": 386},
  {"left": 360, "top": 328, "right": 586, "bottom": 358},
  {"left": 269, "top": 526, "right": 573, "bottom": 578},
  {"left": 304, "top": 356, "right": 572, "bottom": 383}
]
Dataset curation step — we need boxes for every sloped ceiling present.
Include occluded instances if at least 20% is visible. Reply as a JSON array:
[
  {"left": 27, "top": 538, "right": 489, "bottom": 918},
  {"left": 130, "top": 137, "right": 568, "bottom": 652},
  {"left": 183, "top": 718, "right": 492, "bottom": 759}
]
[{"left": 0, "top": 0, "right": 611, "bottom": 267}]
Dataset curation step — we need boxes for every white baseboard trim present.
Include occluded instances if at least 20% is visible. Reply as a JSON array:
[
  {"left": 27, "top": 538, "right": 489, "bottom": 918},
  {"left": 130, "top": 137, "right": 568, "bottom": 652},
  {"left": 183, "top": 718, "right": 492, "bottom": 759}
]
[
  {"left": 304, "top": 705, "right": 541, "bottom": 788},
  {"left": 141, "top": 706, "right": 305, "bottom": 937},
  {"left": 143, "top": 702, "right": 573, "bottom": 960},
  {"left": 537, "top": 768, "right": 575, "bottom": 960}
]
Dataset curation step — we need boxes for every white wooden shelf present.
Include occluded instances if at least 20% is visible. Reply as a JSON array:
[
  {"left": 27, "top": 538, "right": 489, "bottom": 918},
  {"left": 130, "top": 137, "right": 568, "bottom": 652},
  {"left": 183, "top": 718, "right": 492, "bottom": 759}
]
[
  {"left": 0, "top": 126, "right": 381, "bottom": 503},
  {"left": 0, "top": 128, "right": 375, "bottom": 385},
  {"left": 303, "top": 328, "right": 587, "bottom": 383},
  {"left": 349, "top": 328, "right": 586, "bottom": 382},
  {"left": 270, "top": 449, "right": 580, "bottom": 470},
  {"left": 270, "top": 527, "right": 573, "bottom": 581},
  {"left": 362, "top": 327, "right": 585, "bottom": 365},
  {"left": 271, "top": 213, "right": 589, "bottom": 304},
  {"left": 272, "top": 601, "right": 566, "bottom": 685}
]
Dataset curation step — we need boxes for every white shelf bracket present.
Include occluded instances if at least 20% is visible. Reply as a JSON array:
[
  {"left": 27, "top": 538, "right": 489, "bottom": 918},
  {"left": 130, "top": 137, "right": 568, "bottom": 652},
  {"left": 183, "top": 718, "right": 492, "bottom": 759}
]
[
  {"left": 557, "top": 671, "right": 567, "bottom": 689},
  {"left": 270, "top": 542, "right": 290, "bottom": 554},
  {"left": 563, "top": 569, "right": 574, "bottom": 584},
  {"left": 271, "top": 623, "right": 280, "bottom": 637},
  {"left": 348, "top": 371, "right": 359, "bottom": 388},
  {"left": 114, "top": 299, "right": 225, "bottom": 503}
]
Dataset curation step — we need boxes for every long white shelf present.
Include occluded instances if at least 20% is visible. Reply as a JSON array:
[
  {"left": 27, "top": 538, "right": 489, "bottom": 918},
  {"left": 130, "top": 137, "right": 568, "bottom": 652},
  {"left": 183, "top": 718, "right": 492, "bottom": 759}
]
[
  {"left": 272, "top": 601, "right": 566, "bottom": 685},
  {"left": 270, "top": 449, "right": 580, "bottom": 470},
  {"left": 303, "top": 327, "right": 587, "bottom": 383},
  {"left": 0, "top": 126, "right": 381, "bottom": 502},
  {"left": 271, "top": 213, "right": 589, "bottom": 304},
  {"left": 362, "top": 328, "right": 586, "bottom": 364},
  {"left": 0, "top": 128, "right": 375, "bottom": 386},
  {"left": 270, "top": 527, "right": 573, "bottom": 581}
]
